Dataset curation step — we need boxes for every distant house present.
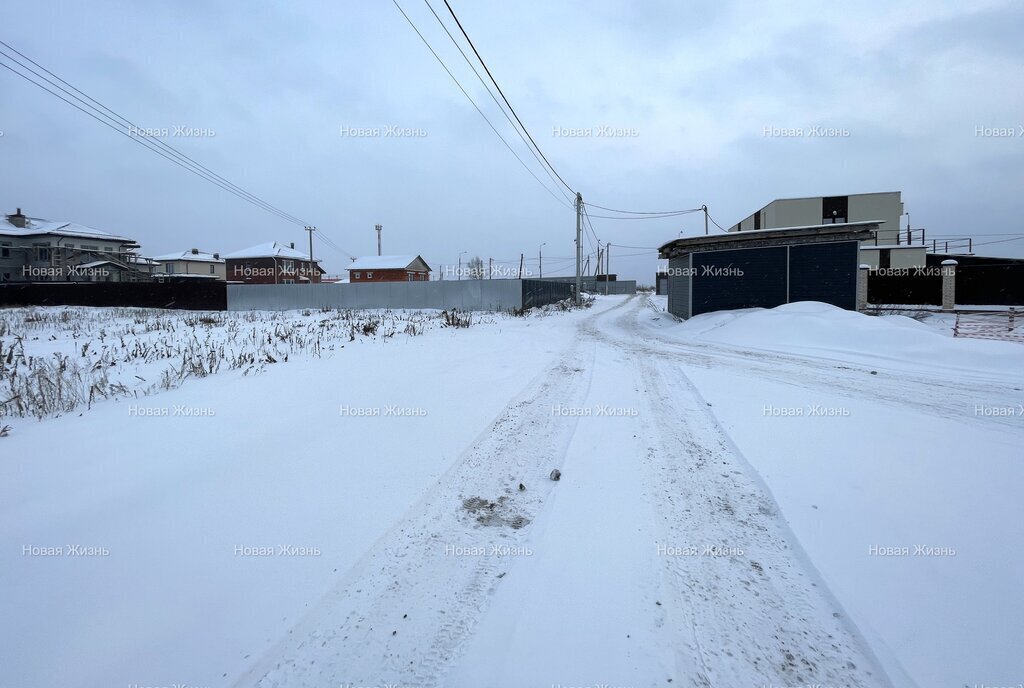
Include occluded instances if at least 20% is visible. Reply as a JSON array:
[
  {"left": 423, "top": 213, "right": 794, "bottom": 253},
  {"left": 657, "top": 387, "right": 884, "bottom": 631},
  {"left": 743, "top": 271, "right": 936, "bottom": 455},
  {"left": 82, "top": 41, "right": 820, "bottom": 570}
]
[
  {"left": 149, "top": 248, "right": 225, "bottom": 280},
  {"left": 1, "top": 208, "right": 144, "bottom": 282},
  {"left": 223, "top": 241, "right": 323, "bottom": 284},
  {"left": 346, "top": 255, "right": 431, "bottom": 282}
]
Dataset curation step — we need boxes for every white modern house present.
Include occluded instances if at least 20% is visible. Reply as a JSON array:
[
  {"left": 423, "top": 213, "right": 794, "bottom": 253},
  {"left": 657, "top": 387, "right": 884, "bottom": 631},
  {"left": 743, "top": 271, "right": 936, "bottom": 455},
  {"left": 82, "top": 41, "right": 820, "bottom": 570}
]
[
  {"left": 148, "top": 248, "right": 226, "bottom": 280},
  {"left": 1, "top": 208, "right": 144, "bottom": 282},
  {"left": 729, "top": 192, "right": 928, "bottom": 268}
]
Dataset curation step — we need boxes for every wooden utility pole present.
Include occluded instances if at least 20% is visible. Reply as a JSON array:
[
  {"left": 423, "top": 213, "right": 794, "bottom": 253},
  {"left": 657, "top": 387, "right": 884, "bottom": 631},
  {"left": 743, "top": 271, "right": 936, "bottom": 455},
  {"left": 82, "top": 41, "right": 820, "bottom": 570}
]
[
  {"left": 702, "top": 205, "right": 709, "bottom": 235},
  {"left": 488, "top": 257, "right": 493, "bottom": 279},
  {"left": 518, "top": 253, "right": 524, "bottom": 279},
  {"left": 375, "top": 224, "right": 382, "bottom": 256}
]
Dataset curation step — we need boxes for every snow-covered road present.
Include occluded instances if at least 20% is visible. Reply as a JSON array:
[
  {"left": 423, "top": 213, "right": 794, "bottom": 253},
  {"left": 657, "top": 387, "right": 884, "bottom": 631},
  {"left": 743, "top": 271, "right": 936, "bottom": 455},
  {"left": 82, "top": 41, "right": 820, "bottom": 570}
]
[
  {"left": 4, "top": 296, "right": 1021, "bottom": 688},
  {"left": 242, "top": 296, "right": 891, "bottom": 688}
]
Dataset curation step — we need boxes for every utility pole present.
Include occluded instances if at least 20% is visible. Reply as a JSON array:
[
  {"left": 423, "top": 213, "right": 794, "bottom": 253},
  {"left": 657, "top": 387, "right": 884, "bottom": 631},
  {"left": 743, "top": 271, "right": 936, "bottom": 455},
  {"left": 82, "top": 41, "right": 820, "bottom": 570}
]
[
  {"left": 375, "top": 223, "right": 382, "bottom": 256},
  {"left": 518, "top": 253, "right": 524, "bottom": 279},
  {"left": 305, "top": 225, "right": 316, "bottom": 284},
  {"left": 539, "top": 242, "right": 546, "bottom": 279},
  {"left": 488, "top": 257, "right": 493, "bottom": 279},
  {"left": 575, "top": 192, "right": 582, "bottom": 305},
  {"left": 702, "top": 205, "right": 709, "bottom": 235},
  {"left": 458, "top": 251, "right": 467, "bottom": 280},
  {"left": 606, "top": 242, "right": 611, "bottom": 295}
]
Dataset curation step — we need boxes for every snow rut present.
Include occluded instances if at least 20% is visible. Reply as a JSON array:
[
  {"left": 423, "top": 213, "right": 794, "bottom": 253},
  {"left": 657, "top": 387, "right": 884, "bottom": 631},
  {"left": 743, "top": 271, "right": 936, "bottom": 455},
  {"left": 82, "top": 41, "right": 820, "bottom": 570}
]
[
  {"left": 607, "top": 298, "right": 892, "bottom": 686},
  {"left": 235, "top": 322, "right": 602, "bottom": 687}
]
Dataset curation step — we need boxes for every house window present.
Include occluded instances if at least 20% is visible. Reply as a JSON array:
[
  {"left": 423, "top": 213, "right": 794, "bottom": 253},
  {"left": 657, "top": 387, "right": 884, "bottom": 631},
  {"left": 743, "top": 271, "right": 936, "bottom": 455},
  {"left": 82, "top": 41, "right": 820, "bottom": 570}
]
[
  {"left": 0, "top": 242, "right": 10, "bottom": 258},
  {"left": 407, "top": 272, "right": 413, "bottom": 281},
  {"left": 822, "top": 196, "right": 848, "bottom": 224},
  {"left": 354, "top": 272, "right": 361, "bottom": 279},
  {"left": 166, "top": 264, "right": 174, "bottom": 274},
  {"left": 753, "top": 212, "right": 761, "bottom": 230},
  {"left": 282, "top": 279, "right": 295, "bottom": 284},
  {"left": 209, "top": 264, "right": 216, "bottom": 274},
  {"left": 879, "top": 249, "right": 891, "bottom": 269},
  {"left": 367, "top": 272, "right": 373, "bottom": 279}
]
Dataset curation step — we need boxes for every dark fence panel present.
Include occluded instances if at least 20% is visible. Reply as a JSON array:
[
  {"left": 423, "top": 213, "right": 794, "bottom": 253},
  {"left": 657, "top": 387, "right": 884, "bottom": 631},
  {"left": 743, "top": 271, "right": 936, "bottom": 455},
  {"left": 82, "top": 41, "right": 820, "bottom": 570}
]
[
  {"left": 954, "top": 265, "right": 1024, "bottom": 306},
  {"left": 0, "top": 282, "right": 227, "bottom": 310},
  {"left": 521, "top": 279, "right": 572, "bottom": 309},
  {"left": 867, "top": 274, "right": 941, "bottom": 305}
]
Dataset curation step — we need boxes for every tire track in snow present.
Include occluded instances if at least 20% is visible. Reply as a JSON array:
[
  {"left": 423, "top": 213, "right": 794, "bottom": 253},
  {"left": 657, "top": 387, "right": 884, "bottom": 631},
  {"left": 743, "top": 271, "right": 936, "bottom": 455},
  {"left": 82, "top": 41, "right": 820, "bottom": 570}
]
[
  {"left": 605, "top": 298, "right": 894, "bottom": 686},
  {"left": 235, "top": 299, "right": 633, "bottom": 687}
]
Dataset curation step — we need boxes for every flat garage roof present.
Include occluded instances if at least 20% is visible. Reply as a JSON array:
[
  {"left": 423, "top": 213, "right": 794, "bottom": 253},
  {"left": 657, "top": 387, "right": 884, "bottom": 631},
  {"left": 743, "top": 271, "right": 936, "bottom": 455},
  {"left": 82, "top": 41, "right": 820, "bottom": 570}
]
[{"left": 659, "top": 220, "right": 882, "bottom": 259}]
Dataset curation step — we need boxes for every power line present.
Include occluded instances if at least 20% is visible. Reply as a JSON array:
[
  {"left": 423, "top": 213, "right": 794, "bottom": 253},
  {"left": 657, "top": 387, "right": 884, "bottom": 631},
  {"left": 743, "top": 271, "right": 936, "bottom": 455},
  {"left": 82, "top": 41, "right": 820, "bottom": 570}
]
[
  {"left": 440, "top": 0, "right": 575, "bottom": 196},
  {"left": 0, "top": 41, "right": 310, "bottom": 228},
  {"left": 391, "top": 0, "right": 572, "bottom": 210},
  {"left": 422, "top": 0, "right": 573, "bottom": 206},
  {"left": 584, "top": 202, "right": 703, "bottom": 216}
]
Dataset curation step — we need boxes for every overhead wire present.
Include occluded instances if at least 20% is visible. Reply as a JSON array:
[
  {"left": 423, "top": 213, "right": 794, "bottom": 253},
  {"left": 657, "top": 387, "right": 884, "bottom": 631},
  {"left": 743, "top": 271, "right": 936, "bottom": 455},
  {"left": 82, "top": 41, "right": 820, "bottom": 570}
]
[
  {"left": 0, "top": 41, "right": 311, "bottom": 228},
  {"left": 391, "top": 0, "right": 573, "bottom": 210}
]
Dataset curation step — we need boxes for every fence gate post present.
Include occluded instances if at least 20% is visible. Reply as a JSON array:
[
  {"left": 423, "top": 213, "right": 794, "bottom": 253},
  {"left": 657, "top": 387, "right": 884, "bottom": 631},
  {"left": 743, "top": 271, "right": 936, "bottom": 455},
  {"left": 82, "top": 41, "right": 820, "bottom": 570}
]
[
  {"left": 857, "top": 264, "right": 871, "bottom": 312},
  {"left": 940, "top": 259, "right": 958, "bottom": 312}
]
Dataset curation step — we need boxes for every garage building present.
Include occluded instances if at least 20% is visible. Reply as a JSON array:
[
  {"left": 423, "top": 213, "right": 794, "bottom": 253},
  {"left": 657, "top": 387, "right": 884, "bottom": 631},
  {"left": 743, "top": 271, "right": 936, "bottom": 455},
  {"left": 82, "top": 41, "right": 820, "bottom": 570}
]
[{"left": 658, "top": 221, "right": 879, "bottom": 319}]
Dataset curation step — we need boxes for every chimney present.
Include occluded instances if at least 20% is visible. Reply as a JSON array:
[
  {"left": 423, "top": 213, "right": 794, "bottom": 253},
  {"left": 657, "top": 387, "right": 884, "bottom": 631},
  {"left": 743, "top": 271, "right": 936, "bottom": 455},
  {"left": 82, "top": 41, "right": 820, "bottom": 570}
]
[
  {"left": 191, "top": 248, "right": 199, "bottom": 254},
  {"left": 6, "top": 208, "right": 28, "bottom": 229},
  {"left": 290, "top": 242, "right": 295, "bottom": 249},
  {"left": 213, "top": 253, "right": 220, "bottom": 260}
]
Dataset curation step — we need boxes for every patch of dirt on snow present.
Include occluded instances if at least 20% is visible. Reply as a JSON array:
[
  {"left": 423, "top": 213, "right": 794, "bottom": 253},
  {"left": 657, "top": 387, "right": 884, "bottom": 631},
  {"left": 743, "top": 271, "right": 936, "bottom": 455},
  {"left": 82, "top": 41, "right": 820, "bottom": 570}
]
[{"left": 460, "top": 495, "right": 530, "bottom": 530}]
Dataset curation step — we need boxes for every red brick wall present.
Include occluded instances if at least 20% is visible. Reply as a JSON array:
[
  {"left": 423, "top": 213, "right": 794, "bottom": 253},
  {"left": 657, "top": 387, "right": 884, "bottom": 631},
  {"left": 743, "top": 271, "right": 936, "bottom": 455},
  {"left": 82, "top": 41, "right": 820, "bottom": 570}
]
[
  {"left": 349, "top": 268, "right": 429, "bottom": 283},
  {"left": 226, "top": 257, "right": 322, "bottom": 284}
]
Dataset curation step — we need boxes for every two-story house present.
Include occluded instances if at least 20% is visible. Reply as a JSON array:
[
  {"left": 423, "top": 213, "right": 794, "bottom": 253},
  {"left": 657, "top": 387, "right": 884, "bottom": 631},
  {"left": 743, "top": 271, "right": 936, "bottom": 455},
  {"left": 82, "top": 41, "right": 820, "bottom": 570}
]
[{"left": 1, "top": 208, "right": 143, "bottom": 282}]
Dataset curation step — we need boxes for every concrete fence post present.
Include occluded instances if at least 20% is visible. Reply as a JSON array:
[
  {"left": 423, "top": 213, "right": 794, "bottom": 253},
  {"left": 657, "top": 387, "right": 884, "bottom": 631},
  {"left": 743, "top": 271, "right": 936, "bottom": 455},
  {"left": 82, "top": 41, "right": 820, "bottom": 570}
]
[
  {"left": 941, "top": 259, "right": 958, "bottom": 312},
  {"left": 857, "top": 264, "right": 871, "bottom": 312}
]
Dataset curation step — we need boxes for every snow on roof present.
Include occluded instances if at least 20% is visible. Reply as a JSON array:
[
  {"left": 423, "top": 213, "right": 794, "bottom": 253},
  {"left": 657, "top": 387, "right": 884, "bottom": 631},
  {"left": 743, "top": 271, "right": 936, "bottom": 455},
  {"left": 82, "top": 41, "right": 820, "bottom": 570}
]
[
  {"left": 347, "top": 255, "right": 430, "bottom": 271},
  {"left": 660, "top": 221, "right": 883, "bottom": 254},
  {"left": 223, "top": 241, "right": 319, "bottom": 261},
  {"left": 149, "top": 250, "right": 224, "bottom": 263},
  {"left": 1, "top": 214, "right": 137, "bottom": 244}
]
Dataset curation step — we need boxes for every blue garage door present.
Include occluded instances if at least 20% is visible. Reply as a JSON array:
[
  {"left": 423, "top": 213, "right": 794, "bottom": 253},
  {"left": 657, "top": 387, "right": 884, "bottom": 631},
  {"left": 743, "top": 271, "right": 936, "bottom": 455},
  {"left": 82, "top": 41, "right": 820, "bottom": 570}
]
[
  {"left": 692, "top": 246, "right": 787, "bottom": 316},
  {"left": 789, "top": 241, "right": 858, "bottom": 310}
]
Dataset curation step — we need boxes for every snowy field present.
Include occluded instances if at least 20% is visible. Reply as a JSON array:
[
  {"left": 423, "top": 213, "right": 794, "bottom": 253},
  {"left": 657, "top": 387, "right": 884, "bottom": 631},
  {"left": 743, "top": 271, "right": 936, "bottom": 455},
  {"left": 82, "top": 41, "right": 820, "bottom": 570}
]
[{"left": 2, "top": 296, "right": 1022, "bottom": 688}]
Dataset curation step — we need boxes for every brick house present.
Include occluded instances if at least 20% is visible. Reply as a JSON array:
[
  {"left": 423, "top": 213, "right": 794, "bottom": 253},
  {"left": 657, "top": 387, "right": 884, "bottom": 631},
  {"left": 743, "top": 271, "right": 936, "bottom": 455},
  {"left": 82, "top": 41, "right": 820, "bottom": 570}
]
[
  {"left": 346, "top": 255, "right": 431, "bottom": 282},
  {"left": 224, "top": 241, "right": 323, "bottom": 284}
]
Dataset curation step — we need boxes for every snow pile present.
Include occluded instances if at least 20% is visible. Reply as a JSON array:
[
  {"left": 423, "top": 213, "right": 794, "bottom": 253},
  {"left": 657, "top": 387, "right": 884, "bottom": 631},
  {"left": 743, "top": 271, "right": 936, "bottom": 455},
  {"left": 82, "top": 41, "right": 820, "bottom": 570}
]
[{"left": 676, "top": 301, "right": 1022, "bottom": 375}]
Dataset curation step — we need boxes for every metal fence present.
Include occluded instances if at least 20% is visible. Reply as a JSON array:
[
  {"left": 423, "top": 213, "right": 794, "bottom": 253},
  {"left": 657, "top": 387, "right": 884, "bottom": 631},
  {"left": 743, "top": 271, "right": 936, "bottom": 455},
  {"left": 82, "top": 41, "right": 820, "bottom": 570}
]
[
  {"left": 227, "top": 279, "right": 571, "bottom": 312},
  {"left": 0, "top": 281, "right": 227, "bottom": 310},
  {"left": 533, "top": 276, "right": 637, "bottom": 295}
]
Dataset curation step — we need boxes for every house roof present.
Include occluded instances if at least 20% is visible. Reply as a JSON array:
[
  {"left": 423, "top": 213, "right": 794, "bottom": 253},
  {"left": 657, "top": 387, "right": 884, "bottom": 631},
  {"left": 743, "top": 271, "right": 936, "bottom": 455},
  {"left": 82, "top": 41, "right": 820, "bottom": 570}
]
[
  {"left": 347, "top": 254, "right": 431, "bottom": 271},
  {"left": 1, "top": 214, "right": 138, "bottom": 244},
  {"left": 149, "top": 250, "right": 224, "bottom": 263},
  {"left": 223, "top": 241, "right": 319, "bottom": 261},
  {"left": 659, "top": 221, "right": 882, "bottom": 257}
]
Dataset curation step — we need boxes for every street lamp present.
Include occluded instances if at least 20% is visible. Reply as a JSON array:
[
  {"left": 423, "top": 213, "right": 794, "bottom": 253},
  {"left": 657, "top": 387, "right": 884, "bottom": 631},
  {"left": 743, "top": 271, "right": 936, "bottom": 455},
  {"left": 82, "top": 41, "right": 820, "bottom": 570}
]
[
  {"left": 538, "top": 242, "right": 546, "bottom": 278},
  {"left": 458, "top": 251, "right": 467, "bottom": 280}
]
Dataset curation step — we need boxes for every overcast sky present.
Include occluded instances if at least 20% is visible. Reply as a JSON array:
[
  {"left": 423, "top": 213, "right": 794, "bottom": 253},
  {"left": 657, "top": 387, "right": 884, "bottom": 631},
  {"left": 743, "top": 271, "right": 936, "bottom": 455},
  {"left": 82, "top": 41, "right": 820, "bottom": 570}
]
[{"left": 2, "top": 0, "right": 1022, "bottom": 281}]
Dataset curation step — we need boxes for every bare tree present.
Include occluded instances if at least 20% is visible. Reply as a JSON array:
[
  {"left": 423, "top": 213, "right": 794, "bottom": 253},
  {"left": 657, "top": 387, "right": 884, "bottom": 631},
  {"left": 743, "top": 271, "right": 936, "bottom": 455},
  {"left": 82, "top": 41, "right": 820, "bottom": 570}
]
[{"left": 467, "top": 255, "right": 485, "bottom": 279}]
